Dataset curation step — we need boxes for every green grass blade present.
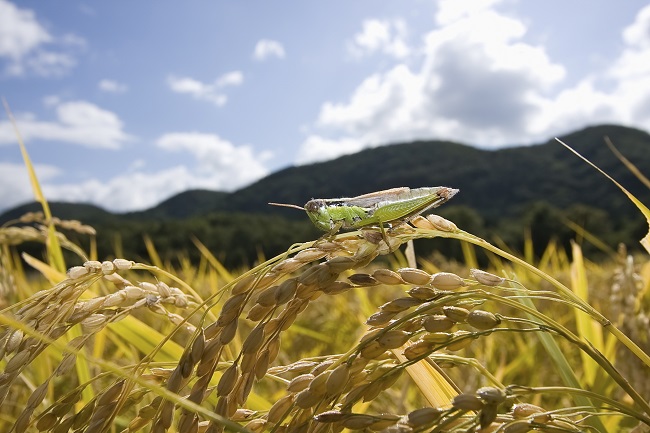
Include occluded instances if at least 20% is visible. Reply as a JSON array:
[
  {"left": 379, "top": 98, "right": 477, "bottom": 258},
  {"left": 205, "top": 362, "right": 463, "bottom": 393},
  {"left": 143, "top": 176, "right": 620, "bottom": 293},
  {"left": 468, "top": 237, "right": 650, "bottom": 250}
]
[
  {"left": 570, "top": 241, "right": 605, "bottom": 386},
  {"left": 143, "top": 235, "right": 164, "bottom": 269},
  {"left": 563, "top": 219, "right": 617, "bottom": 256},
  {"left": 67, "top": 324, "right": 95, "bottom": 402},
  {"left": 107, "top": 316, "right": 184, "bottom": 363},
  {"left": 515, "top": 294, "right": 607, "bottom": 432},
  {"left": 192, "top": 236, "right": 234, "bottom": 281}
]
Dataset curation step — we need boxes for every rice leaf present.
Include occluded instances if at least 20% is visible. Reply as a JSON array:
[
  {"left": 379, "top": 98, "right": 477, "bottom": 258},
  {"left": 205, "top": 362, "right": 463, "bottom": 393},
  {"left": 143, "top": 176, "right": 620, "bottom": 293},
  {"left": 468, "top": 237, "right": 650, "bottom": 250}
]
[
  {"left": 67, "top": 324, "right": 95, "bottom": 402},
  {"left": 393, "top": 350, "right": 458, "bottom": 407},
  {"left": 516, "top": 291, "right": 607, "bottom": 432},
  {"left": 143, "top": 235, "right": 164, "bottom": 269},
  {"left": 557, "top": 137, "right": 650, "bottom": 254},
  {"left": 605, "top": 136, "right": 650, "bottom": 189},
  {"left": 192, "top": 236, "right": 234, "bottom": 281},
  {"left": 21, "top": 252, "right": 66, "bottom": 284},
  {"left": 3, "top": 98, "right": 66, "bottom": 272},
  {"left": 570, "top": 241, "right": 604, "bottom": 386}
]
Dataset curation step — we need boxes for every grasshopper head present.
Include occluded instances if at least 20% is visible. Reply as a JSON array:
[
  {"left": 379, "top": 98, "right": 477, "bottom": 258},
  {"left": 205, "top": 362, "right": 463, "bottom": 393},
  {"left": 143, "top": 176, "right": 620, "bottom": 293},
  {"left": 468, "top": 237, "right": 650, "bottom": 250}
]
[{"left": 304, "top": 199, "right": 332, "bottom": 232}]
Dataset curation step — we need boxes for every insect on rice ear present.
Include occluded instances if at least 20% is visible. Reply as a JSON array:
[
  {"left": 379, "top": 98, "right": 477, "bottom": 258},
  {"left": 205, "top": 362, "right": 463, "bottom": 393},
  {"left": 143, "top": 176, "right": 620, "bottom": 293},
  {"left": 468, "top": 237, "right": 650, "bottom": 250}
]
[{"left": 269, "top": 187, "right": 459, "bottom": 238}]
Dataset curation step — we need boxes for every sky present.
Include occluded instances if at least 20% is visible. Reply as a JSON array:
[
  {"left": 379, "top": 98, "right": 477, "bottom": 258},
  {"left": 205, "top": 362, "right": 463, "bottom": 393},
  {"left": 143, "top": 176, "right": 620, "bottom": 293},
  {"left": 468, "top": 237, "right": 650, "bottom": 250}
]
[{"left": 1, "top": 0, "right": 650, "bottom": 214}]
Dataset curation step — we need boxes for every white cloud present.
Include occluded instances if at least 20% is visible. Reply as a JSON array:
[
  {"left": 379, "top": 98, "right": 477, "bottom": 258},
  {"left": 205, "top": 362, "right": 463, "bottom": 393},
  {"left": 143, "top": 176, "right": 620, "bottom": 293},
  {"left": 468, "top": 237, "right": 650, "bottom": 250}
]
[
  {"left": 298, "top": 2, "right": 650, "bottom": 163},
  {"left": 435, "top": 0, "right": 504, "bottom": 26},
  {"left": 0, "top": 100, "right": 132, "bottom": 149},
  {"left": 0, "top": 0, "right": 51, "bottom": 58},
  {"left": 42, "top": 167, "right": 212, "bottom": 212},
  {"left": 317, "top": 65, "right": 422, "bottom": 134},
  {"left": 43, "top": 95, "right": 61, "bottom": 107},
  {"left": 60, "top": 33, "right": 87, "bottom": 49},
  {"left": 609, "top": 4, "right": 650, "bottom": 82},
  {"left": 168, "top": 71, "right": 243, "bottom": 106},
  {"left": 215, "top": 71, "right": 244, "bottom": 87},
  {"left": 0, "top": 158, "right": 164, "bottom": 213},
  {"left": 253, "top": 39, "right": 286, "bottom": 61},
  {"left": 0, "top": 0, "right": 84, "bottom": 76},
  {"left": 0, "top": 162, "right": 61, "bottom": 211},
  {"left": 313, "top": 7, "right": 564, "bottom": 151},
  {"left": 622, "top": 4, "right": 650, "bottom": 48},
  {"left": 19, "top": 50, "right": 76, "bottom": 76},
  {"left": 168, "top": 76, "right": 206, "bottom": 94},
  {"left": 19, "top": 132, "right": 272, "bottom": 212},
  {"left": 348, "top": 19, "right": 410, "bottom": 59},
  {"left": 98, "top": 79, "right": 128, "bottom": 93},
  {"left": 156, "top": 132, "right": 271, "bottom": 187},
  {"left": 296, "top": 135, "right": 364, "bottom": 165},
  {"left": 530, "top": 4, "right": 650, "bottom": 134}
]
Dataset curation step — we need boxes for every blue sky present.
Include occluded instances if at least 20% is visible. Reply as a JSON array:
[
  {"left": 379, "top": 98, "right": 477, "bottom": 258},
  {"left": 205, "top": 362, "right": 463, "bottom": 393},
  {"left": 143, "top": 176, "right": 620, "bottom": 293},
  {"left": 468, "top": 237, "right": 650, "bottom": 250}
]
[{"left": 1, "top": 0, "right": 649, "bottom": 213}]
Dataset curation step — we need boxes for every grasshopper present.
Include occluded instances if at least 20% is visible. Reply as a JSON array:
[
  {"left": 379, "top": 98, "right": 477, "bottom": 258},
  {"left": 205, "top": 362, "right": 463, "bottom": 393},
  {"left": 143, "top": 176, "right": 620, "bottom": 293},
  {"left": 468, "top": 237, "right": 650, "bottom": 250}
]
[{"left": 270, "top": 186, "right": 459, "bottom": 235}]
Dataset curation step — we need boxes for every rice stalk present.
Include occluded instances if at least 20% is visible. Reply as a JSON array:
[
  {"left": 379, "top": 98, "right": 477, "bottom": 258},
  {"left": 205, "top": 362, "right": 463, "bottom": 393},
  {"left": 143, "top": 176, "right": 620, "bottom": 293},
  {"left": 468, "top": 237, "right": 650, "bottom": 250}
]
[{"left": 0, "top": 123, "right": 649, "bottom": 432}]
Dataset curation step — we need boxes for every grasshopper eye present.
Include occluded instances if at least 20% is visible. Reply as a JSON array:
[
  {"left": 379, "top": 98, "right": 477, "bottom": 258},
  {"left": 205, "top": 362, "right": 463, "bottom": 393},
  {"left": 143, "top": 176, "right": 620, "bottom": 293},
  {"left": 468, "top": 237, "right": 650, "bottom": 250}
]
[{"left": 305, "top": 200, "right": 322, "bottom": 213}]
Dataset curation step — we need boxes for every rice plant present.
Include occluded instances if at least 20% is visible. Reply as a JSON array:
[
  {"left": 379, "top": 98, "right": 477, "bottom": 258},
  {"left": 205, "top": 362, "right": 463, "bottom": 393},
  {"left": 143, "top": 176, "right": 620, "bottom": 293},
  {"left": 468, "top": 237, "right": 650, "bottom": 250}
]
[{"left": 0, "top": 119, "right": 649, "bottom": 432}]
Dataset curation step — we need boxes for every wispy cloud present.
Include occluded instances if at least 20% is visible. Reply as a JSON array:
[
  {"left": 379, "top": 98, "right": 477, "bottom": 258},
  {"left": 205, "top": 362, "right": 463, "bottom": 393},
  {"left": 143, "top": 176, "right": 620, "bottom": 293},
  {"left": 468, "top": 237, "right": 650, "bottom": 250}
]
[
  {"left": 0, "top": 100, "right": 132, "bottom": 149},
  {"left": 0, "top": 0, "right": 85, "bottom": 76},
  {"left": 78, "top": 4, "right": 96, "bottom": 16},
  {"left": 167, "top": 71, "right": 243, "bottom": 106},
  {"left": 98, "top": 79, "right": 128, "bottom": 93},
  {"left": 252, "top": 39, "right": 286, "bottom": 61},
  {"left": 348, "top": 19, "right": 410, "bottom": 59},
  {"left": 215, "top": 71, "right": 244, "bottom": 87}
]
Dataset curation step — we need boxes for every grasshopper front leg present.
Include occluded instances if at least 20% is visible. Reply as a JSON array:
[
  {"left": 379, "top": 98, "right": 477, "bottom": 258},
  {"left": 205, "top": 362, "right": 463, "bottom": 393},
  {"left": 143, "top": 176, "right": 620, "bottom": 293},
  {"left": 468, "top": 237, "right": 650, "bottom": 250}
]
[
  {"left": 329, "top": 219, "right": 344, "bottom": 234},
  {"left": 314, "top": 220, "right": 345, "bottom": 244}
]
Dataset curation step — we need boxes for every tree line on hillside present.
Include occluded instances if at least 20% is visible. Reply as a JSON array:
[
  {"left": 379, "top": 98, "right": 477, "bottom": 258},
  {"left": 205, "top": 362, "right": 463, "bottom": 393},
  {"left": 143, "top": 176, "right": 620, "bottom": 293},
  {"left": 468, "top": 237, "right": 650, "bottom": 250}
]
[{"left": 10, "top": 200, "right": 646, "bottom": 270}]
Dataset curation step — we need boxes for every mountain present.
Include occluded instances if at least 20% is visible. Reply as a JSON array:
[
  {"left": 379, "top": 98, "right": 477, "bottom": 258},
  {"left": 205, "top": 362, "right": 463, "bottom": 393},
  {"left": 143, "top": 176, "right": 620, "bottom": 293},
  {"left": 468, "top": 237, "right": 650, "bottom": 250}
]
[
  {"left": 0, "top": 201, "right": 116, "bottom": 224},
  {"left": 2, "top": 124, "right": 649, "bottom": 266},
  {"left": 136, "top": 124, "right": 650, "bottom": 222},
  {"left": 128, "top": 189, "right": 229, "bottom": 219}
]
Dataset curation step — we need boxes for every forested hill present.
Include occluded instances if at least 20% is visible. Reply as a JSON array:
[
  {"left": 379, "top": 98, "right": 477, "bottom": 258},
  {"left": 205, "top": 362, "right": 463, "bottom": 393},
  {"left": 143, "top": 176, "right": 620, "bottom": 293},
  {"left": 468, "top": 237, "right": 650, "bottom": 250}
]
[
  {"left": 2, "top": 124, "right": 649, "bottom": 266},
  {"left": 140, "top": 123, "right": 650, "bottom": 222}
]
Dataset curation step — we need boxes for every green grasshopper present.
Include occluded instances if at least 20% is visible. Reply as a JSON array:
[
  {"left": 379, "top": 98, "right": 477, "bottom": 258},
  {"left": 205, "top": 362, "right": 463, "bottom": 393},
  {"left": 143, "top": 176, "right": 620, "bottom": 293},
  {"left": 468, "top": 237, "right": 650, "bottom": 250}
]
[{"left": 270, "top": 186, "right": 458, "bottom": 235}]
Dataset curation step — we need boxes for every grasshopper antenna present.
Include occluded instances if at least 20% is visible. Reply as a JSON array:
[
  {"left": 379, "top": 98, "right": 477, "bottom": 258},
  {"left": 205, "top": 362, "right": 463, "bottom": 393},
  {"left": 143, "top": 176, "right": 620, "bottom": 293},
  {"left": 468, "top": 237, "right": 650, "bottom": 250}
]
[{"left": 268, "top": 202, "right": 305, "bottom": 211}]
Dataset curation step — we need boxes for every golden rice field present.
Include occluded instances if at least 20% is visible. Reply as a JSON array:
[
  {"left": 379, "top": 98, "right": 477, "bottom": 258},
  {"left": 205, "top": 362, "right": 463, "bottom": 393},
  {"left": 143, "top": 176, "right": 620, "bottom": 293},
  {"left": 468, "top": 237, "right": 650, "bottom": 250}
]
[{"left": 0, "top": 135, "right": 649, "bottom": 432}]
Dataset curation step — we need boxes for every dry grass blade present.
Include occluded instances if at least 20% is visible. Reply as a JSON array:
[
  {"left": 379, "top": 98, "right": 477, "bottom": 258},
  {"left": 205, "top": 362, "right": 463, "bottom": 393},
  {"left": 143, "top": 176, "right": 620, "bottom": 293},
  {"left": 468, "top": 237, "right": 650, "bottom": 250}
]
[
  {"left": 2, "top": 98, "right": 65, "bottom": 273},
  {"left": 21, "top": 252, "right": 67, "bottom": 284},
  {"left": 605, "top": 136, "right": 650, "bottom": 190},
  {"left": 393, "top": 350, "right": 459, "bottom": 407},
  {"left": 556, "top": 137, "right": 650, "bottom": 254}
]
